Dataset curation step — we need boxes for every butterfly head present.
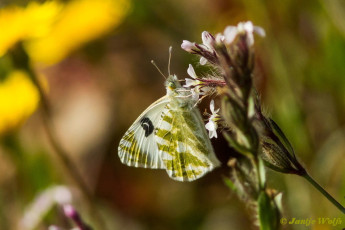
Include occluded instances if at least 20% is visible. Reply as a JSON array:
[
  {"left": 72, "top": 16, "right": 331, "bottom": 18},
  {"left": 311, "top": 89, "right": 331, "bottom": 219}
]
[{"left": 165, "top": 75, "right": 181, "bottom": 95}]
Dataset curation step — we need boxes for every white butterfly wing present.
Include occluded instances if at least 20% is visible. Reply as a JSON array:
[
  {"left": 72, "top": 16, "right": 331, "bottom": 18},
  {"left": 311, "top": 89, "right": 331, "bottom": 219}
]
[
  {"left": 118, "top": 96, "right": 169, "bottom": 169},
  {"left": 155, "top": 103, "right": 220, "bottom": 182}
]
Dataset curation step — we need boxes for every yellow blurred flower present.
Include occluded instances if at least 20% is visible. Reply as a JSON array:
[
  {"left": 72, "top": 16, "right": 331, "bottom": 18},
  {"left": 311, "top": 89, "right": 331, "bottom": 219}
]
[
  {"left": 26, "top": 0, "right": 131, "bottom": 64},
  {"left": 0, "top": 1, "right": 63, "bottom": 57},
  {"left": 0, "top": 0, "right": 131, "bottom": 64},
  {"left": 0, "top": 0, "right": 130, "bottom": 135},
  {"left": 0, "top": 71, "right": 39, "bottom": 135}
]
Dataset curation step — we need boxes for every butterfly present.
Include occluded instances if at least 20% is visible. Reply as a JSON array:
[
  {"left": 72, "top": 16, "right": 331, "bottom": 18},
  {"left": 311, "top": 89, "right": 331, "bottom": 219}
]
[{"left": 118, "top": 49, "right": 220, "bottom": 182}]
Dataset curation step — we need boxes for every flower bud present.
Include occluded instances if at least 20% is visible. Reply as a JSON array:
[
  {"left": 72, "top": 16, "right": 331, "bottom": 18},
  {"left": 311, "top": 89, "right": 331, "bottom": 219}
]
[
  {"left": 201, "top": 31, "right": 215, "bottom": 49},
  {"left": 258, "top": 118, "right": 306, "bottom": 175},
  {"left": 63, "top": 204, "right": 92, "bottom": 230},
  {"left": 181, "top": 40, "right": 197, "bottom": 53}
]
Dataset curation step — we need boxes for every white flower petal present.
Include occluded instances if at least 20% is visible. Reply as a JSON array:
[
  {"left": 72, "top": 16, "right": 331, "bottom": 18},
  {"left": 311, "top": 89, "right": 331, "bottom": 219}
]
[
  {"left": 243, "top": 21, "right": 254, "bottom": 33},
  {"left": 209, "top": 131, "right": 213, "bottom": 138},
  {"left": 224, "top": 26, "right": 238, "bottom": 44},
  {"left": 181, "top": 40, "right": 196, "bottom": 52},
  {"left": 183, "top": 78, "right": 194, "bottom": 87},
  {"left": 206, "top": 99, "right": 220, "bottom": 139},
  {"left": 190, "top": 88, "right": 200, "bottom": 101},
  {"left": 212, "top": 130, "right": 218, "bottom": 138},
  {"left": 254, "top": 26, "right": 266, "bottom": 37},
  {"left": 247, "top": 33, "right": 254, "bottom": 47},
  {"left": 215, "top": 33, "right": 225, "bottom": 44},
  {"left": 48, "top": 226, "right": 63, "bottom": 230},
  {"left": 202, "top": 31, "right": 213, "bottom": 49},
  {"left": 207, "top": 128, "right": 217, "bottom": 139},
  {"left": 205, "top": 120, "right": 215, "bottom": 131},
  {"left": 210, "top": 100, "right": 215, "bottom": 113},
  {"left": 200, "top": 86, "right": 211, "bottom": 94},
  {"left": 187, "top": 64, "right": 197, "bottom": 79},
  {"left": 200, "top": 57, "right": 207, "bottom": 65}
]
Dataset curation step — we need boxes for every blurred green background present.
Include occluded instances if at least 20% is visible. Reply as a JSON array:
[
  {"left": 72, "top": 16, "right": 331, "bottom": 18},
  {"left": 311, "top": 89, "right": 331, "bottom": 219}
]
[{"left": 0, "top": 0, "right": 344, "bottom": 229}]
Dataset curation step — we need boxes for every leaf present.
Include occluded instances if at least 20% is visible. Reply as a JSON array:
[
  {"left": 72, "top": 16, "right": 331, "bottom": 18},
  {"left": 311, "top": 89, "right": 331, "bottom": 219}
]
[{"left": 223, "top": 176, "right": 236, "bottom": 191}]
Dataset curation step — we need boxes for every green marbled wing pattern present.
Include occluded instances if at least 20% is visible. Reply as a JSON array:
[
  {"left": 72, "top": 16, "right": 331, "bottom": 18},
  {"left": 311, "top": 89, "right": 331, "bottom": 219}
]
[
  {"left": 118, "top": 97, "right": 169, "bottom": 169},
  {"left": 155, "top": 104, "right": 220, "bottom": 182},
  {"left": 118, "top": 74, "right": 220, "bottom": 181}
]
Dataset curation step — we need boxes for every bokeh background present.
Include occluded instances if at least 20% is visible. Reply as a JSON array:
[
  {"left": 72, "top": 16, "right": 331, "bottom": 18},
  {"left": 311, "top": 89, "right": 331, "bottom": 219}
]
[{"left": 0, "top": 0, "right": 345, "bottom": 229}]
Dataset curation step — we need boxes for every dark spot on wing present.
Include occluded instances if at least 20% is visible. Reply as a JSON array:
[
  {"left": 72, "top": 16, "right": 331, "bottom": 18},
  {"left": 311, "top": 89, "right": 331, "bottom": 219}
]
[{"left": 140, "top": 117, "right": 154, "bottom": 137}]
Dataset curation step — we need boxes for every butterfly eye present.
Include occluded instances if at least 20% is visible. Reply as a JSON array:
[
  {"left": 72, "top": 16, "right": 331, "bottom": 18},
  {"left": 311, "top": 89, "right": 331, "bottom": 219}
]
[{"left": 168, "top": 81, "right": 176, "bottom": 89}]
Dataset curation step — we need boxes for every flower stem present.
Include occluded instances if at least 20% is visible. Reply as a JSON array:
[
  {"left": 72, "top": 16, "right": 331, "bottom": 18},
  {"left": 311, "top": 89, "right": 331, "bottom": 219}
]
[
  {"left": 302, "top": 173, "right": 345, "bottom": 214},
  {"left": 9, "top": 43, "right": 106, "bottom": 229},
  {"left": 32, "top": 73, "right": 107, "bottom": 229}
]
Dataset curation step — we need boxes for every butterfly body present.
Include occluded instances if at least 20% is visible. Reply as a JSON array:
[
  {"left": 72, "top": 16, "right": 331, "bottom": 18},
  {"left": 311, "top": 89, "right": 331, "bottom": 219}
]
[{"left": 118, "top": 75, "right": 220, "bottom": 181}]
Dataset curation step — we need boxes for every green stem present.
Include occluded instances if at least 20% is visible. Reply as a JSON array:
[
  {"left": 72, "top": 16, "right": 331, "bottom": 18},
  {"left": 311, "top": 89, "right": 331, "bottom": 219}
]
[{"left": 303, "top": 173, "right": 345, "bottom": 214}]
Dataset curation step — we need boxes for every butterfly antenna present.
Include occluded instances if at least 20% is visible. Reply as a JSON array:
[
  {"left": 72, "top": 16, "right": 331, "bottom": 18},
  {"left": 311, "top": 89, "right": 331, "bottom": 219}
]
[
  {"left": 168, "top": 46, "right": 172, "bottom": 76},
  {"left": 151, "top": 60, "right": 167, "bottom": 79}
]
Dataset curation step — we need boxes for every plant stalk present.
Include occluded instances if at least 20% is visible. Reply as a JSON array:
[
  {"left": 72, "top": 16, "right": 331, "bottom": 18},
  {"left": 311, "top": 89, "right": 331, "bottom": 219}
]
[
  {"left": 25, "top": 65, "right": 106, "bottom": 229},
  {"left": 302, "top": 173, "right": 345, "bottom": 214}
]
